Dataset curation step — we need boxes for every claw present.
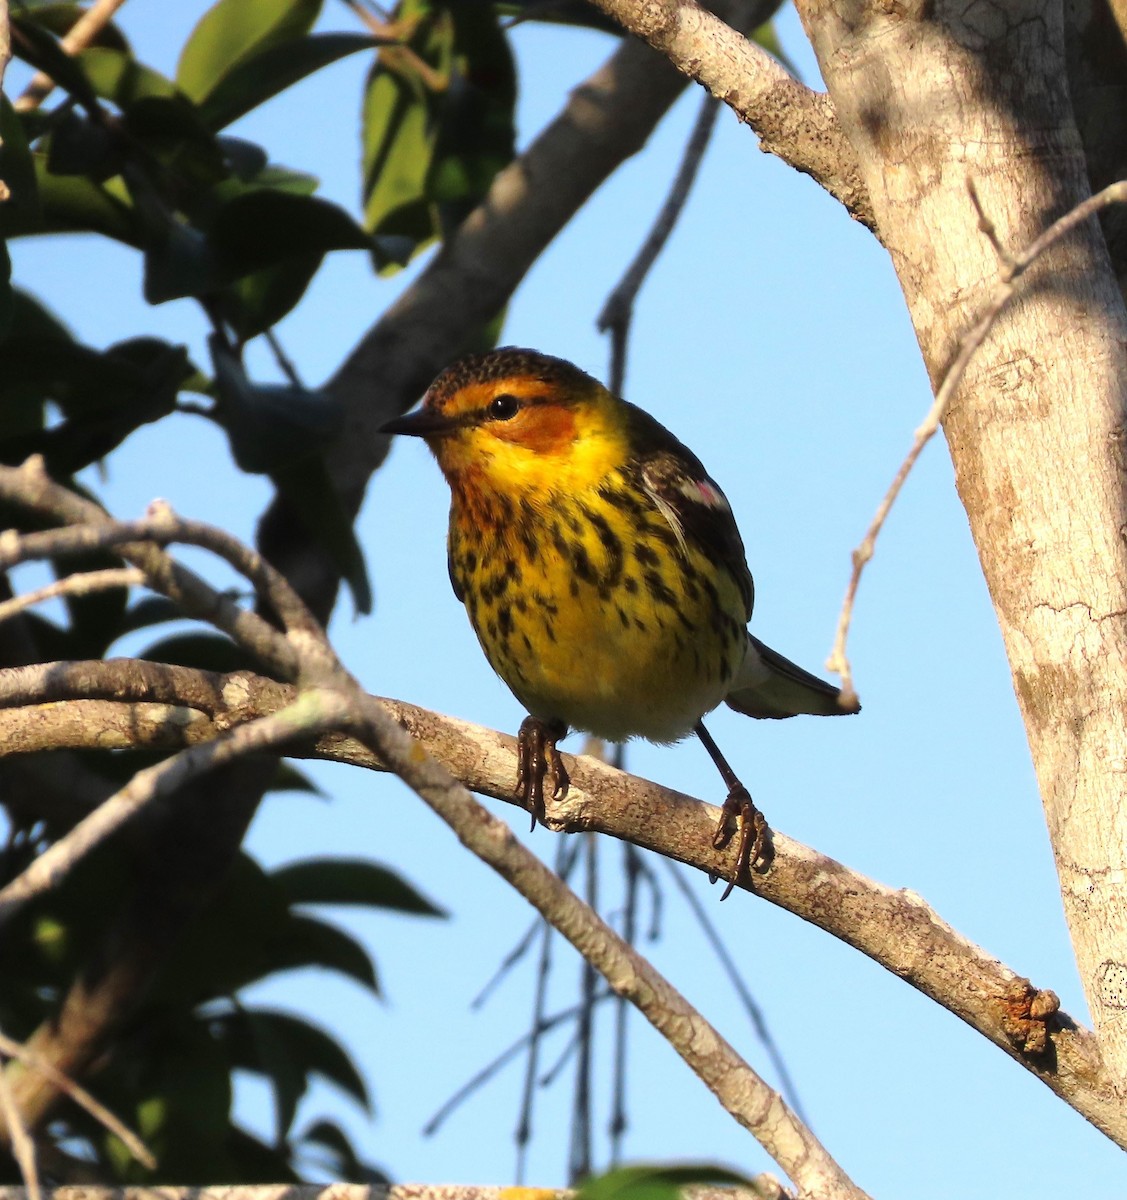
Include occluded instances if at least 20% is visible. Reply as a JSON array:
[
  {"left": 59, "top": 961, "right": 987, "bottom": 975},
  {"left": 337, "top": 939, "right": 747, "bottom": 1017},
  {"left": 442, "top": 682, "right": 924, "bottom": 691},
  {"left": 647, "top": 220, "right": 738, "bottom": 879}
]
[
  {"left": 515, "top": 716, "right": 569, "bottom": 829},
  {"left": 711, "top": 784, "right": 771, "bottom": 901}
]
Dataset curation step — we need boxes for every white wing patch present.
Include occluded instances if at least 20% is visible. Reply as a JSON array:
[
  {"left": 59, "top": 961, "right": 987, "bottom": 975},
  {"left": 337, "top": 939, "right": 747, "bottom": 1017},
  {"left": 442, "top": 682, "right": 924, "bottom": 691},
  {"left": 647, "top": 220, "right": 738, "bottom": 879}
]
[
  {"left": 643, "top": 482, "right": 688, "bottom": 555},
  {"left": 641, "top": 464, "right": 733, "bottom": 559},
  {"left": 683, "top": 478, "right": 731, "bottom": 511}
]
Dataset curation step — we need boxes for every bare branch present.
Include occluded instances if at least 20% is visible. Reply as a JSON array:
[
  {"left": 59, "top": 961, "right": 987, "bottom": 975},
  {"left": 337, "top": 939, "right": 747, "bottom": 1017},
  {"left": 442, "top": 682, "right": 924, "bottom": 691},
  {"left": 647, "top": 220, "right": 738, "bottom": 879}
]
[
  {"left": 0, "top": 458, "right": 301, "bottom": 680},
  {"left": 0, "top": 1186, "right": 780, "bottom": 1200},
  {"left": 599, "top": 92, "right": 721, "bottom": 395},
  {"left": 0, "top": 687, "right": 351, "bottom": 927},
  {"left": 339, "top": 694, "right": 869, "bottom": 1198},
  {"left": 0, "top": 1034, "right": 154, "bottom": 1170},
  {"left": 825, "top": 179, "right": 1127, "bottom": 699},
  {"left": 0, "top": 568, "right": 144, "bottom": 626},
  {"left": 0, "top": 499, "right": 322, "bottom": 646},
  {"left": 0, "top": 658, "right": 1112, "bottom": 1139},
  {"left": 584, "top": 0, "right": 871, "bottom": 222},
  {"left": 14, "top": 0, "right": 130, "bottom": 112},
  {"left": 0, "top": 1067, "right": 39, "bottom": 1200}
]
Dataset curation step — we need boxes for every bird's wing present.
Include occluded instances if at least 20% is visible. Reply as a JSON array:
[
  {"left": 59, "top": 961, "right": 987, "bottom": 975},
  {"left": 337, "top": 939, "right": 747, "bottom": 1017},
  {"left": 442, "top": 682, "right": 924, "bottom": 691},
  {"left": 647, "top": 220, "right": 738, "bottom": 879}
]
[
  {"left": 447, "top": 538, "right": 465, "bottom": 603},
  {"left": 727, "top": 633, "right": 859, "bottom": 718},
  {"left": 624, "top": 402, "right": 755, "bottom": 621}
]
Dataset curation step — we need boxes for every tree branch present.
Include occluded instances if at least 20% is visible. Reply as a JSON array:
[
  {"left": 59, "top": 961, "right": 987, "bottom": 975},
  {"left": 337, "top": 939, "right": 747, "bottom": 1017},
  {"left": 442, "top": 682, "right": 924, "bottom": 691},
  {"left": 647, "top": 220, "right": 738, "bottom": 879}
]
[
  {"left": 0, "top": 569, "right": 144, "bottom": 627},
  {"left": 0, "top": 1187, "right": 781, "bottom": 1200},
  {"left": 0, "top": 1034, "right": 154, "bottom": 1171},
  {"left": 0, "top": 458, "right": 300, "bottom": 680},
  {"left": 825, "top": 180, "right": 1127, "bottom": 702},
  {"left": 14, "top": 0, "right": 129, "bottom": 112},
  {"left": 0, "top": 688, "right": 351, "bottom": 927},
  {"left": 0, "top": 660, "right": 1115, "bottom": 1144},
  {"left": 584, "top": 0, "right": 872, "bottom": 223}
]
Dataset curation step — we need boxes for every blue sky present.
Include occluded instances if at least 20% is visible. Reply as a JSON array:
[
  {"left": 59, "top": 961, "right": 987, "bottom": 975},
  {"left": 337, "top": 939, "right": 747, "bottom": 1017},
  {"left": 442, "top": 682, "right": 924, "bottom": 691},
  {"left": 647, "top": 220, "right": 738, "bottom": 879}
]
[{"left": 8, "top": 2, "right": 1126, "bottom": 1195}]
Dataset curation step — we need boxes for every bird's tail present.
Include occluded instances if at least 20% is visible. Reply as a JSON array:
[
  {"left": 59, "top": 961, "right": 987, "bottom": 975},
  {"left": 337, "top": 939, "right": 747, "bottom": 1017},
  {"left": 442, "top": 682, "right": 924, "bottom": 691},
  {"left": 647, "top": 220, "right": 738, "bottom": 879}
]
[{"left": 725, "top": 633, "right": 860, "bottom": 719}]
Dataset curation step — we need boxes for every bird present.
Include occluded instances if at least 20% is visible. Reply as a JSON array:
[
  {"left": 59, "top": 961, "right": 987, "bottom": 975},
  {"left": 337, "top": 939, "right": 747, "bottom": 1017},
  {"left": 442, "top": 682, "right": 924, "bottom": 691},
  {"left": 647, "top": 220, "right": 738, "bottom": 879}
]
[{"left": 380, "top": 347, "right": 858, "bottom": 898}]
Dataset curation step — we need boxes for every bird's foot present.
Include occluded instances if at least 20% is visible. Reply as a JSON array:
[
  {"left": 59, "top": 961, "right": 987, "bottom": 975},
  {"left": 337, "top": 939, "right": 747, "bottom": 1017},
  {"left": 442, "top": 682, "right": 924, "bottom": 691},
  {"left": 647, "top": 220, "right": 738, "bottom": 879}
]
[
  {"left": 711, "top": 784, "right": 771, "bottom": 900},
  {"left": 515, "top": 716, "right": 569, "bottom": 830}
]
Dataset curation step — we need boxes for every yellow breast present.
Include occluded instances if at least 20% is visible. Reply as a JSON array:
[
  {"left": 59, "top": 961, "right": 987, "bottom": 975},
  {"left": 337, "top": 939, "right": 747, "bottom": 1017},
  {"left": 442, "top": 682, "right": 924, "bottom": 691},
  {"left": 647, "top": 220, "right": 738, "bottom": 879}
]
[{"left": 448, "top": 469, "right": 747, "bottom": 743}]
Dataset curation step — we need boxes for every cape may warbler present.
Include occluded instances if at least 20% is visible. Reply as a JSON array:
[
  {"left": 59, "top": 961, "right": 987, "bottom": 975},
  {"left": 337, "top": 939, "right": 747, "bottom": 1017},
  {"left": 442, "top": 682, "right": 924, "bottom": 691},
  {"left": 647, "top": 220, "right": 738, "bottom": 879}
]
[{"left": 381, "top": 348, "right": 858, "bottom": 897}]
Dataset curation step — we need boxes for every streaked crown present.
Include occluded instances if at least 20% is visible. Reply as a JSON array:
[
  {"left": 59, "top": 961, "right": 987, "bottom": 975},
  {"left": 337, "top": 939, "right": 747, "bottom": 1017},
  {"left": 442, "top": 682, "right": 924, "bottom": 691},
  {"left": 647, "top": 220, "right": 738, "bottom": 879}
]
[{"left": 383, "top": 347, "right": 631, "bottom": 489}]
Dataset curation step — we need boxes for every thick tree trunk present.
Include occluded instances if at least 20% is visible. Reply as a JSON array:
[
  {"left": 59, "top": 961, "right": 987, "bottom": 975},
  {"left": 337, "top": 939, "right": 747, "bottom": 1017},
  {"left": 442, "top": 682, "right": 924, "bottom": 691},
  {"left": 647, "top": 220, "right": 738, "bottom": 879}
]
[{"left": 796, "top": 0, "right": 1127, "bottom": 1075}]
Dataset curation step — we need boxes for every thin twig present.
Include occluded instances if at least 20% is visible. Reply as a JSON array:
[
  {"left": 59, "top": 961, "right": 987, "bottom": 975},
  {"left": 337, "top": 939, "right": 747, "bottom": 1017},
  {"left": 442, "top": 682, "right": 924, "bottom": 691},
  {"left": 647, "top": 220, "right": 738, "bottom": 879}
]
[
  {"left": 514, "top": 840, "right": 579, "bottom": 1181},
  {"left": 0, "top": 1062, "right": 39, "bottom": 1200},
  {"left": 0, "top": 659, "right": 1105, "bottom": 1136},
  {"left": 610, "top": 841, "right": 641, "bottom": 1163},
  {"left": 569, "top": 835, "right": 598, "bottom": 1183},
  {"left": 343, "top": 693, "right": 871, "bottom": 1198},
  {"left": 0, "top": 458, "right": 300, "bottom": 681},
  {"left": 662, "top": 858, "right": 809, "bottom": 1125},
  {"left": 264, "top": 330, "right": 304, "bottom": 389},
  {"left": 0, "top": 502, "right": 322, "bottom": 645},
  {"left": 15, "top": 0, "right": 129, "bottom": 112},
  {"left": 471, "top": 921, "right": 540, "bottom": 1010},
  {"left": 825, "top": 178, "right": 1127, "bottom": 700},
  {"left": 0, "top": 568, "right": 144, "bottom": 626},
  {"left": 0, "top": 1033, "right": 154, "bottom": 1169},
  {"left": 0, "top": 688, "right": 351, "bottom": 927},
  {"left": 422, "top": 994, "right": 612, "bottom": 1138},
  {"left": 598, "top": 92, "right": 721, "bottom": 396}
]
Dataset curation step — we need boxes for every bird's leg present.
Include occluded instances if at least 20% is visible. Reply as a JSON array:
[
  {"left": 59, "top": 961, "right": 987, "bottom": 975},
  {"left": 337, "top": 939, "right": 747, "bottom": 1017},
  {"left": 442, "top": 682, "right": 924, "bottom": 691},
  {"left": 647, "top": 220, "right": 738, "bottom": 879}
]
[
  {"left": 694, "top": 719, "right": 770, "bottom": 900},
  {"left": 515, "top": 716, "right": 570, "bottom": 830}
]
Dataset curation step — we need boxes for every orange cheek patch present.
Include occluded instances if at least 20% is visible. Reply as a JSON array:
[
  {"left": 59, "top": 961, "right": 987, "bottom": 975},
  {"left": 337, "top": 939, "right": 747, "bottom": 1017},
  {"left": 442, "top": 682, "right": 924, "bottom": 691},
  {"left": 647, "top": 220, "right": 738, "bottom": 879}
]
[{"left": 494, "top": 405, "right": 577, "bottom": 454}]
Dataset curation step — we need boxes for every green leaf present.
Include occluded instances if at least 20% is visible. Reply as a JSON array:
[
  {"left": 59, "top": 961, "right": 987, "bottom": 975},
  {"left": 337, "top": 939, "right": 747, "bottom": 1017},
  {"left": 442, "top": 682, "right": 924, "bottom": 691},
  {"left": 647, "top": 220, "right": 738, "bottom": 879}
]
[
  {"left": 150, "top": 854, "right": 382, "bottom": 1006},
  {"left": 10, "top": 16, "right": 101, "bottom": 110},
  {"left": 298, "top": 1119, "right": 391, "bottom": 1184},
  {"left": 177, "top": 0, "right": 323, "bottom": 103},
  {"left": 78, "top": 46, "right": 180, "bottom": 107},
  {"left": 44, "top": 110, "right": 121, "bottom": 178},
  {"left": 210, "top": 190, "right": 374, "bottom": 277},
  {"left": 271, "top": 454, "right": 372, "bottom": 614},
  {"left": 0, "top": 98, "right": 40, "bottom": 223},
  {"left": 219, "top": 1007, "right": 370, "bottom": 1121},
  {"left": 361, "top": 24, "right": 448, "bottom": 248},
  {"left": 222, "top": 254, "right": 323, "bottom": 340},
  {"left": 578, "top": 1165, "right": 760, "bottom": 1200},
  {"left": 427, "top": 2, "right": 516, "bottom": 221},
  {"left": 268, "top": 761, "right": 324, "bottom": 796},
  {"left": 0, "top": 335, "right": 191, "bottom": 473},
  {"left": 117, "top": 595, "right": 186, "bottom": 636},
  {"left": 143, "top": 220, "right": 218, "bottom": 304},
  {"left": 199, "top": 33, "right": 382, "bottom": 131},
  {"left": 224, "top": 382, "right": 341, "bottom": 471},
  {"left": 0, "top": 242, "right": 12, "bottom": 343},
  {"left": 17, "top": 4, "right": 130, "bottom": 51},
  {"left": 0, "top": 156, "right": 139, "bottom": 243},
  {"left": 272, "top": 858, "right": 447, "bottom": 917},
  {"left": 225, "top": 1125, "right": 301, "bottom": 1183},
  {"left": 124, "top": 1016, "right": 234, "bottom": 1183},
  {"left": 219, "top": 1008, "right": 306, "bottom": 1142},
  {"left": 276, "top": 913, "right": 380, "bottom": 995},
  {"left": 361, "top": 2, "right": 515, "bottom": 267},
  {"left": 217, "top": 136, "right": 269, "bottom": 180},
  {"left": 211, "top": 336, "right": 341, "bottom": 470},
  {"left": 123, "top": 94, "right": 229, "bottom": 184}
]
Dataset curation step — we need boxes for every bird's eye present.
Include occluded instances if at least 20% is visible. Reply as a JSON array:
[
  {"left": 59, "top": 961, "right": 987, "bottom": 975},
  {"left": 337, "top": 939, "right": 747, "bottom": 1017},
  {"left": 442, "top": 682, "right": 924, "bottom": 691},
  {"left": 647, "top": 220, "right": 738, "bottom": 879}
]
[{"left": 488, "top": 394, "right": 521, "bottom": 421}]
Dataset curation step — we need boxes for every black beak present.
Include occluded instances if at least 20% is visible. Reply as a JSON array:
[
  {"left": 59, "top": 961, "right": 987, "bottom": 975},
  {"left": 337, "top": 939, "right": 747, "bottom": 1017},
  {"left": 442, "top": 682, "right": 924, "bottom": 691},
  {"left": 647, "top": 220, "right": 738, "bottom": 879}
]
[{"left": 379, "top": 407, "right": 461, "bottom": 438}]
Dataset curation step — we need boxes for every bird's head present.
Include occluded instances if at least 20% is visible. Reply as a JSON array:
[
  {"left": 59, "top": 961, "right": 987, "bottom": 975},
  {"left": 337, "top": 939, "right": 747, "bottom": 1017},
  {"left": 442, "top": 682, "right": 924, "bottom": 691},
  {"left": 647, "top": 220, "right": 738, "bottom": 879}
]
[{"left": 380, "top": 347, "right": 629, "bottom": 493}]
